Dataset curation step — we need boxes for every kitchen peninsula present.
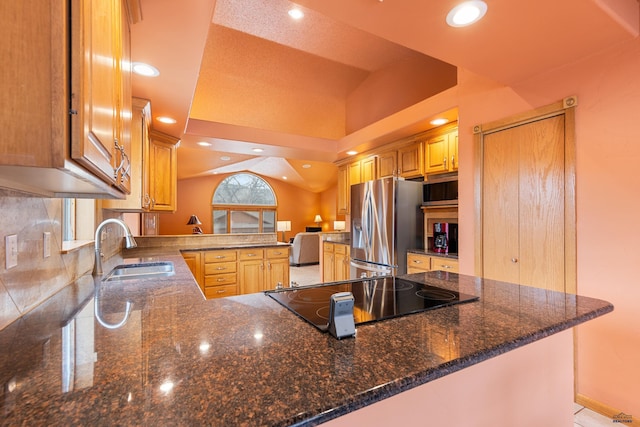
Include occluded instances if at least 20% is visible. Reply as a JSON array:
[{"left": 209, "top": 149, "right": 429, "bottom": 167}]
[{"left": 0, "top": 249, "right": 612, "bottom": 426}]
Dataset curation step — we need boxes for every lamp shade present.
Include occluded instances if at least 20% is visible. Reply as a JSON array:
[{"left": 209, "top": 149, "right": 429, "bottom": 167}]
[
  {"left": 333, "top": 221, "right": 346, "bottom": 231},
  {"left": 276, "top": 220, "right": 291, "bottom": 232},
  {"left": 314, "top": 215, "right": 323, "bottom": 223},
  {"left": 186, "top": 215, "right": 202, "bottom": 225}
]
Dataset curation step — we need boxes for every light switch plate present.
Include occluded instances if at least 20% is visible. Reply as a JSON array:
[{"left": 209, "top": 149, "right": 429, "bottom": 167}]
[
  {"left": 43, "top": 232, "right": 51, "bottom": 258},
  {"left": 6, "top": 234, "right": 17, "bottom": 269}
]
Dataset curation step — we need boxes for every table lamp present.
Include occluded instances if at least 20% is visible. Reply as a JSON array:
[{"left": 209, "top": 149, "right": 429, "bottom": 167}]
[
  {"left": 187, "top": 215, "right": 203, "bottom": 234},
  {"left": 276, "top": 220, "right": 291, "bottom": 242}
]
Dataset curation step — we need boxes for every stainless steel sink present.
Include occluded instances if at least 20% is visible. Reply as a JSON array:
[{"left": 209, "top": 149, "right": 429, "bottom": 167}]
[{"left": 103, "top": 261, "right": 175, "bottom": 281}]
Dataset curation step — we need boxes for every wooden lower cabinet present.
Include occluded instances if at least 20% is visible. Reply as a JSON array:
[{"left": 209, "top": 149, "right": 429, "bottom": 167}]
[
  {"left": 186, "top": 246, "right": 290, "bottom": 299},
  {"left": 407, "top": 252, "right": 459, "bottom": 274},
  {"left": 323, "top": 242, "right": 350, "bottom": 282},
  {"left": 202, "top": 249, "right": 238, "bottom": 299}
]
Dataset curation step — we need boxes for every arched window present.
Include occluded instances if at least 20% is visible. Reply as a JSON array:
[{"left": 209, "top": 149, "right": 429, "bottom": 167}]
[{"left": 212, "top": 173, "right": 277, "bottom": 234}]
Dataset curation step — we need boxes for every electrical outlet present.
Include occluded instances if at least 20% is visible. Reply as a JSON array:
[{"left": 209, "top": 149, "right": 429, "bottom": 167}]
[
  {"left": 44, "top": 232, "right": 51, "bottom": 258},
  {"left": 6, "top": 235, "right": 17, "bottom": 269}
]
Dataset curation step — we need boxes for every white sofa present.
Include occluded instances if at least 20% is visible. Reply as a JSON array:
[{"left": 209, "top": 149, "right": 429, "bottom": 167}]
[{"left": 289, "top": 232, "right": 320, "bottom": 266}]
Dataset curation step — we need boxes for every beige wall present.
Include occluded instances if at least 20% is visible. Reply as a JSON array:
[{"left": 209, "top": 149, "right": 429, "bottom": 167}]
[
  {"left": 453, "top": 40, "right": 640, "bottom": 416},
  {"left": 0, "top": 193, "right": 126, "bottom": 330},
  {"left": 158, "top": 173, "right": 324, "bottom": 237}
]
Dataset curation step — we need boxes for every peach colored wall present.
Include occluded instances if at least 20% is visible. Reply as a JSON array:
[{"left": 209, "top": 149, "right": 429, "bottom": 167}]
[
  {"left": 159, "top": 173, "right": 322, "bottom": 239},
  {"left": 326, "top": 330, "right": 574, "bottom": 427},
  {"left": 452, "top": 39, "right": 640, "bottom": 416},
  {"left": 346, "top": 55, "right": 457, "bottom": 133}
]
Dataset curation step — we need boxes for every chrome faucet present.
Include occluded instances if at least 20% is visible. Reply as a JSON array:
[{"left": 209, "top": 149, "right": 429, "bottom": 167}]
[{"left": 93, "top": 218, "right": 137, "bottom": 276}]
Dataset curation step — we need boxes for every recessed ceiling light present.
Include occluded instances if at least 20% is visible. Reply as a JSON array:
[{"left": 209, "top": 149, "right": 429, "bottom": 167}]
[
  {"left": 282, "top": 176, "right": 288, "bottom": 180},
  {"left": 430, "top": 118, "right": 449, "bottom": 126},
  {"left": 156, "top": 116, "right": 176, "bottom": 124},
  {"left": 252, "top": 148, "right": 264, "bottom": 153},
  {"left": 220, "top": 156, "right": 231, "bottom": 161},
  {"left": 288, "top": 8, "right": 304, "bottom": 20},
  {"left": 132, "top": 62, "right": 160, "bottom": 77},
  {"left": 302, "top": 164, "right": 311, "bottom": 169},
  {"left": 197, "top": 141, "right": 212, "bottom": 147},
  {"left": 446, "top": 1, "right": 487, "bottom": 27},
  {"left": 346, "top": 150, "right": 358, "bottom": 156}
]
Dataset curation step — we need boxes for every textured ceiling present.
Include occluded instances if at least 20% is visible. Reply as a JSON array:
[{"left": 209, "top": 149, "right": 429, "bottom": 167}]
[{"left": 130, "top": 0, "right": 639, "bottom": 192}]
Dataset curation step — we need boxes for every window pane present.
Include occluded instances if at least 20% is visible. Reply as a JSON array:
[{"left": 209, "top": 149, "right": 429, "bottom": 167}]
[
  {"left": 213, "top": 173, "right": 276, "bottom": 205},
  {"left": 213, "top": 210, "right": 228, "bottom": 234},
  {"left": 231, "top": 211, "right": 259, "bottom": 233},
  {"left": 263, "top": 211, "right": 275, "bottom": 233},
  {"left": 62, "top": 199, "right": 76, "bottom": 241}
]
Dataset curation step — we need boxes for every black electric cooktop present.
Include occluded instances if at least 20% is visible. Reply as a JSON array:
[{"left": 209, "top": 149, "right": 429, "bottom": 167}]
[{"left": 265, "top": 276, "right": 479, "bottom": 332}]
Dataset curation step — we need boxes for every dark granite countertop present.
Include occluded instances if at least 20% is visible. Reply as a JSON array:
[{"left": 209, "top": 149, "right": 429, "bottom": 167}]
[
  {"left": 407, "top": 248, "right": 459, "bottom": 259},
  {"left": 0, "top": 250, "right": 612, "bottom": 426}
]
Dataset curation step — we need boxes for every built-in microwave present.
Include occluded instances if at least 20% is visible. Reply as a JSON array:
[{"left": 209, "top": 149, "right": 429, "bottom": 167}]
[{"left": 422, "top": 174, "right": 458, "bottom": 206}]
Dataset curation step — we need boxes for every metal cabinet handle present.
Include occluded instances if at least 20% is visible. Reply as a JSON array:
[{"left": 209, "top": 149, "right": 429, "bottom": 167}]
[
  {"left": 113, "top": 139, "right": 125, "bottom": 179},
  {"left": 511, "top": 258, "right": 519, "bottom": 263},
  {"left": 451, "top": 155, "right": 455, "bottom": 168},
  {"left": 443, "top": 156, "right": 447, "bottom": 169},
  {"left": 215, "top": 255, "right": 226, "bottom": 259},
  {"left": 412, "top": 259, "right": 422, "bottom": 264},
  {"left": 439, "top": 264, "right": 453, "bottom": 269},
  {"left": 216, "top": 289, "right": 226, "bottom": 294},
  {"left": 216, "top": 278, "right": 226, "bottom": 282},
  {"left": 143, "top": 194, "right": 151, "bottom": 208},
  {"left": 246, "top": 253, "right": 257, "bottom": 257},
  {"left": 215, "top": 266, "right": 226, "bottom": 270}
]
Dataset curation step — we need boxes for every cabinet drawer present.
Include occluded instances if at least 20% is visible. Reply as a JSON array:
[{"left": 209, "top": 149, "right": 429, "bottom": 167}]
[
  {"left": 204, "top": 272, "right": 237, "bottom": 287},
  {"left": 204, "top": 261, "right": 236, "bottom": 275},
  {"left": 323, "top": 242, "right": 334, "bottom": 252},
  {"left": 266, "top": 247, "right": 289, "bottom": 259},
  {"left": 407, "top": 253, "right": 431, "bottom": 271},
  {"left": 239, "top": 249, "right": 264, "bottom": 260},
  {"left": 333, "top": 244, "right": 348, "bottom": 255},
  {"left": 430, "top": 257, "right": 459, "bottom": 273},
  {"left": 204, "top": 284, "right": 238, "bottom": 299},
  {"left": 204, "top": 250, "right": 237, "bottom": 263}
]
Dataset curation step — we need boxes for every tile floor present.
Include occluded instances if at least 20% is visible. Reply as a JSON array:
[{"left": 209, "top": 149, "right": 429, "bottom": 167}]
[
  {"left": 290, "top": 265, "right": 617, "bottom": 427},
  {"left": 574, "top": 403, "right": 617, "bottom": 427}
]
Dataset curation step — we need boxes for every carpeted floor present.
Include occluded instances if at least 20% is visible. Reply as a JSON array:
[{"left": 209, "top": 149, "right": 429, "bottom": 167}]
[{"left": 289, "top": 264, "right": 321, "bottom": 287}]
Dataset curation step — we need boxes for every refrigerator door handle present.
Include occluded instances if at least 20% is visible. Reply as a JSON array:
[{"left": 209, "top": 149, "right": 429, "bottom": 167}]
[{"left": 350, "top": 259, "right": 394, "bottom": 276}]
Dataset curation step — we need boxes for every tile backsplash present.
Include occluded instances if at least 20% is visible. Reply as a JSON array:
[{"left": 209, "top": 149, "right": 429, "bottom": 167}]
[{"left": 0, "top": 191, "right": 123, "bottom": 330}]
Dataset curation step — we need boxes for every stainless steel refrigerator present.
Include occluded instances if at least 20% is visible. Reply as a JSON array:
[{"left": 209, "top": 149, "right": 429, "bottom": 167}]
[{"left": 350, "top": 177, "right": 424, "bottom": 278}]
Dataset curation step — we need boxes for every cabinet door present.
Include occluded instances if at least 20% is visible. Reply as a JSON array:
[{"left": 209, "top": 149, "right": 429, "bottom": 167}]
[
  {"left": 334, "top": 245, "right": 350, "bottom": 281},
  {"left": 377, "top": 151, "right": 397, "bottom": 178},
  {"left": 349, "top": 162, "right": 362, "bottom": 186},
  {"left": 337, "top": 165, "right": 350, "bottom": 215},
  {"left": 267, "top": 258, "right": 289, "bottom": 290},
  {"left": 239, "top": 259, "right": 264, "bottom": 294},
  {"left": 113, "top": 0, "right": 132, "bottom": 193},
  {"left": 398, "top": 141, "right": 423, "bottom": 178},
  {"left": 425, "top": 134, "right": 449, "bottom": 174},
  {"left": 448, "top": 130, "right": 458, "bottom": 172},
  {"left": 182, "top": 252, "right": 202, "bottom": 288},
  {"left": 71, "top": 0, "right": 120, "bottom": 186},
  {"left": 430, "top": 257, "right": 459, "bottom": 273},
  {"left": 148, "top": 130, "right": 179, "bottom": 212},
  {"left": 407, "top": 253, "right": 431, "bottom": 273},
  {"left": 361, "top": 156, "right": 377, "bottom": 182},
  {"left": 482, "top": 115, "right": 565, "bottom": 291},
  {"left": 323, "top": 243, "right": 335, "bottom": 282},
  {"left": 103, "top": 97, "right": 151, "bottom": 211}
]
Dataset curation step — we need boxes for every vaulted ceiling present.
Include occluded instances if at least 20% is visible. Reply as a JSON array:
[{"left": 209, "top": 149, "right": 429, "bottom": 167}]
[{"left": 130, "top": 0, "right": 638, "bottom": 192}]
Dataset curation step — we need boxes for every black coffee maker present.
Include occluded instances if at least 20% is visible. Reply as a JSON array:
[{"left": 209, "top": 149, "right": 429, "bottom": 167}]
[{"left": 433, "top": 223, "right": 458, "bottom": 254}]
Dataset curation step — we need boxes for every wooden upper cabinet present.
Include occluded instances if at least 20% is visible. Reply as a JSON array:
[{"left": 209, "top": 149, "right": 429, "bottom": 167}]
[
  {"left": 0, "top": 0, "right": 130, "bottom": 198},
  {"left": 426, "top": 129, "right": 458, "bottom": 175},
  {"left": 377, "top": 150, "right": 398, "bottom": 178},
  {"left": 398, "top": 140, "right": 424, "bottom": 178},
  {"left": 148, "top": 130, "right": 179, "bottom": 212},
  {"left": 349, "top": 161, "right": 362, "bottom": 186},
  {"left": 71, "top": 0, "right": 131, "bottom": 190},
  {"left": 361, "top": 155, "right": 377, "bottom": 182}
]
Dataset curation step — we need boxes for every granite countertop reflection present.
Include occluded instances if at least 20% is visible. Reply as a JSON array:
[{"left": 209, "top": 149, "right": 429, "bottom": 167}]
[{"left": 0, "top": 250, "right": 612, "bottom": 426}]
